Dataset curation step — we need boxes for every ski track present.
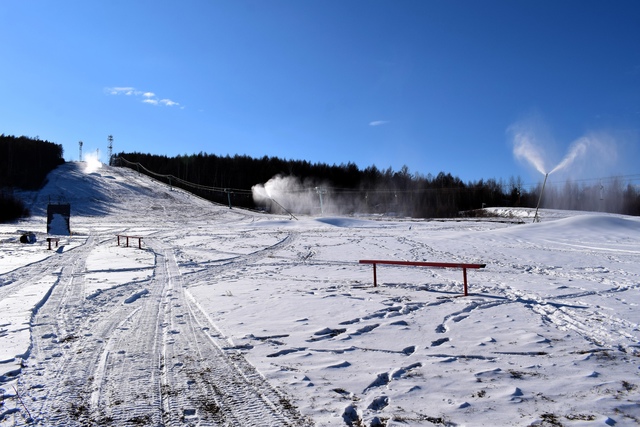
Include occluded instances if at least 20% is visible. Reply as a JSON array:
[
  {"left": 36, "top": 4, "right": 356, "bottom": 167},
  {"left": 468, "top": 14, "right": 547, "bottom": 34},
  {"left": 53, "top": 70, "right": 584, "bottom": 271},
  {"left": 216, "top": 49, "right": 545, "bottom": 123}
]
[
  {"left": 158, "top": 241, "right": 307, "bottom": 426},
  {"left": 182, "top": 231, "right": 299, "bottom": 286},
  {"left": 8, "top": 228, "right": 309, "bottom": 426}
]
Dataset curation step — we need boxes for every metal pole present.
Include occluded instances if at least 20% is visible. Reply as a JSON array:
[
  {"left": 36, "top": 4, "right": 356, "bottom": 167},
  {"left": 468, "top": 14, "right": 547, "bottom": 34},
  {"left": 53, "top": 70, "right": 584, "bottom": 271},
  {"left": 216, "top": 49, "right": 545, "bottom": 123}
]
[
  {"left": 533, "top": 173, "right": 549, "bottom": 223},
  {"left": 226, "top": 190, "right": 232, "bottom": 209},
  {"left": 463, "top": 268, "right": 468, "bottom": 296},
  {"left": 269, "top": 197, "right": 298, "bottom": 220},
  {"left": 373, "top": 263, "right": 377, "bottom": 287}
]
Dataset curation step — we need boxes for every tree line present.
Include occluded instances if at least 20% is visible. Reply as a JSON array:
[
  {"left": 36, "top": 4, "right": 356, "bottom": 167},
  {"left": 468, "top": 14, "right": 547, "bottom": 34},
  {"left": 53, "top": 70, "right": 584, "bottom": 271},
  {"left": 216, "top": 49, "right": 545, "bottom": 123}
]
[
  {"left": 115, "top": 151, "right": 536, "bottom": 217},
  {"left": 0, "top": 134, "right": 65, "bottom": 222},
  {"left": 1, "top": 134, "right": 637, "bottom": 222},
  {"left": 115, "top": 151, "right": 639, "bottom": 217}
]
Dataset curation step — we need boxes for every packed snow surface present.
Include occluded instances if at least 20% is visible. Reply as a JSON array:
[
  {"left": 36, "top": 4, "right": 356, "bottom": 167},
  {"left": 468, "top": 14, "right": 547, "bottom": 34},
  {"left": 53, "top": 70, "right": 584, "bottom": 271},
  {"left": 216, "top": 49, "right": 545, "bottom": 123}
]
[{"left": 1, "top": 162, "right": 639, "bottom": 426}]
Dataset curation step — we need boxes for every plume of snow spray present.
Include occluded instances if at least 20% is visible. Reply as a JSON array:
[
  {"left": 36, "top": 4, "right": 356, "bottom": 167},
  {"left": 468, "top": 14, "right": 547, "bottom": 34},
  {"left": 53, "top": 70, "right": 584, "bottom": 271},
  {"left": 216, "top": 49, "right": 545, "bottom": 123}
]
[
  {"left": 253, "top": 173, "right": 436, "bottom": 218},
  {"left": 548, "top": 138, "right": 588, "bottom": 175},
  {"left": 510, "top": 120, "right": 616, "bottom": 179},
  {"left": 510, "top": 118, "right": 622, "bottom": 220},
  {"left": 252, "top": 175, "right": 320, "bottom": 216},
  {"left": 252, "top": 174, "right": 376, "bottom": 217},
  {"left": 512, "top": 131, "right": 547, "bottom": 175},
  {"left": 84, "top": 151, "right": 102, "bottom": 174}
]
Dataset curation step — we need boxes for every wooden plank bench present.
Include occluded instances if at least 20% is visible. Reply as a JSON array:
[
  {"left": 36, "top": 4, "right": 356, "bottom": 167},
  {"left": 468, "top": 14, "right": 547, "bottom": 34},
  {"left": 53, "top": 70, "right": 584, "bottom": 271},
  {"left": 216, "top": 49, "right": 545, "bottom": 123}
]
[
  {"left": 359, "top": 259, "right": 486, "bottom": 296},
  {"left": 116, "top": 234, "right": 144, "bottom": 249},
  {"left": 46, "top": 237, "right": 60, "bottom": 250}
]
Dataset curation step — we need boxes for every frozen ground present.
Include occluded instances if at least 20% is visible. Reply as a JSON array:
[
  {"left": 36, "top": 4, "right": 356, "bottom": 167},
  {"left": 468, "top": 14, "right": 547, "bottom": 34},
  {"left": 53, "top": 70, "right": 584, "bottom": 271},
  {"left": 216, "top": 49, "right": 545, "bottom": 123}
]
[{"left": 1, "top": 162, "right": 639, "bottom": 426}]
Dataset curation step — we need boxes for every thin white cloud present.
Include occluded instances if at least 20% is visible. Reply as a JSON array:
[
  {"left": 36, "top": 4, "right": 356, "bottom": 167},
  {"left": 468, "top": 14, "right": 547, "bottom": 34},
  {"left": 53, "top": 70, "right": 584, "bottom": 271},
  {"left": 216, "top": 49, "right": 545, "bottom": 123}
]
[
  {"left": 105, "top": 86, "right": 182, "bottom": 108},
  {"left": 107, "top": 87, "right": 139, "bottom": 96},
  {"left": 159, "top": 99, "right": 179, "bottom": 107},
  {"left": 369, "top": 120, "right": 389, "bottom": 126}
]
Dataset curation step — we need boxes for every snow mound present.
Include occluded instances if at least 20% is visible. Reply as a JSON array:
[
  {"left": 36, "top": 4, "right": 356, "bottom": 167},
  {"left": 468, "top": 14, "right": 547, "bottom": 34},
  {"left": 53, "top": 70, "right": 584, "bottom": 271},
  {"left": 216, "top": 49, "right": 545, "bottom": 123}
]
[
  {"left": 543, "top": 214, "right": 640, "bottom": 233},
  {"left": 489, "top": 214, "right": 639, "bottom": 241}
]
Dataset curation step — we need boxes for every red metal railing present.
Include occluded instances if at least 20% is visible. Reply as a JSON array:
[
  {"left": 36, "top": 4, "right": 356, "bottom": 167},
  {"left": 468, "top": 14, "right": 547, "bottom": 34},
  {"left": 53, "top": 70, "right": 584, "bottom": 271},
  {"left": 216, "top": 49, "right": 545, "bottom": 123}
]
[
  {"left": 116, "top": 234, "right": 144, "bottom": 249},
  {"left": 359, "top": 260, "right": 486, "bottom": 296}
]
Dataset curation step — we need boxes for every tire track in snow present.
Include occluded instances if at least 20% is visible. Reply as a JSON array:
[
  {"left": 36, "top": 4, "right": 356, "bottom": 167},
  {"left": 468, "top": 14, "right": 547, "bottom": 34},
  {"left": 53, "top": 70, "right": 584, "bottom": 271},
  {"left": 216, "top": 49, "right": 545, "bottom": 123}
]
[
  {"left": 182, "top": 230, "right": 299, "bottom": 286},
  {"left": 87, "top": 287, "right": 164, "bottom": 426},
  {"left": 14, "top": 234, "right": 112, "bottom": 426},
  {"left": 10, "top": 229, "right": 308, "bottom": 426},
  {"left": 0, "top": 235, "right": 88, "bottom": 302},
  {"left": 15, "top": 233, "right": 165, "bottom": 426},
  {"left": 157, "top": 242, "right": 310, "bottom": 426}
]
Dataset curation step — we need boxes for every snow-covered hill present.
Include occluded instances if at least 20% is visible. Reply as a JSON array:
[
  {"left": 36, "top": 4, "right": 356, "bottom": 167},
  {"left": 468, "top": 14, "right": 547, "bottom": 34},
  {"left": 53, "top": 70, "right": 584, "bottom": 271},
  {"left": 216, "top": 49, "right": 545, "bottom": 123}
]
[{"left": 1, "top": 162, "right": 639, "bottom": 426}]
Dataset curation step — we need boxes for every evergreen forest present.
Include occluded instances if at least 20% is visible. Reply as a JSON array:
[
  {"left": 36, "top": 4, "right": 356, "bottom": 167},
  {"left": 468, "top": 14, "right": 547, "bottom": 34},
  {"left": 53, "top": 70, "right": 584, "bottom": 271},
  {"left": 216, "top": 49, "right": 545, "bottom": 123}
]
[
  {"left": 115, "top": 151, "right": 640, "bottom": 218},
  {"left": 0, "top": 135, "right": 65, "bottom": 222}
]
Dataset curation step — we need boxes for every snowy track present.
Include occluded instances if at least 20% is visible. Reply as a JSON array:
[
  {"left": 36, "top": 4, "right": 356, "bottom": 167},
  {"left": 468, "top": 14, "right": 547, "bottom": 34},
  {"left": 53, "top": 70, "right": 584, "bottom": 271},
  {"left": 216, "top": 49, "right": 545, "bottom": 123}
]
[
  {"left": 160, "top": 246, "right": 306, "bottom": 426},
  {"left": 17, "top": 232, "right": 165, "bottom": 426},
  {"left": 10, "top": 237, "right": 309, "bottom": 426}
]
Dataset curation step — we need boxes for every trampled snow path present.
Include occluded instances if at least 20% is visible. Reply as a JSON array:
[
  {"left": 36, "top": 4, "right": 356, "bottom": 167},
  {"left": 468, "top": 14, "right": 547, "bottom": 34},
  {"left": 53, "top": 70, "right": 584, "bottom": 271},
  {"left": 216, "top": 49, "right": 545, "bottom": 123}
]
[
  {"left": 158, "top": 242, "right": 308, "bottom": 426},
  {"left": 11, "top": 235, "right": 309, "bottom": 426},
  {"left": 1, "top": 162, "right": 639, "bottom": 426}
]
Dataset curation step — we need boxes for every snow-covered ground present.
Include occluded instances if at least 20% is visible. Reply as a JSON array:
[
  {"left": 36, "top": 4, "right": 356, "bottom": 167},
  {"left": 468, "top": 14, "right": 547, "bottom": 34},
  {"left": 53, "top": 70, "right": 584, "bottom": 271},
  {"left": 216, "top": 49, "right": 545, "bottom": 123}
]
[{"left": 1, "top": 162, "right": 639, "bottom": 426}]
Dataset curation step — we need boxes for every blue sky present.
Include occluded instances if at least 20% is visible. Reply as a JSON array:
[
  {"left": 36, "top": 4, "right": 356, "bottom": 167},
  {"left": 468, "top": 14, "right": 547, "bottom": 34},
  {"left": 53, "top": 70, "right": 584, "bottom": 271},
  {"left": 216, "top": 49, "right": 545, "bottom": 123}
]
[{"left": 1, "top": 1, "right": 639, "bottom": 187}]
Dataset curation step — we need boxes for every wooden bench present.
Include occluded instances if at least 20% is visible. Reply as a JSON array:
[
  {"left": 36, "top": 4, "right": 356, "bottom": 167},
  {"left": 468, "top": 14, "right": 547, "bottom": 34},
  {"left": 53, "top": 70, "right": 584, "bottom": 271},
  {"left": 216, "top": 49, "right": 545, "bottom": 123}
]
[
  {"left": 116, "top": 234, "right": 144, "bottom": 249},
  {"left": 359, "top": 260, "right": 486, "bottom": 296},
  {"left": 46, "top": 237, "right": 60, "bottom": 250}
]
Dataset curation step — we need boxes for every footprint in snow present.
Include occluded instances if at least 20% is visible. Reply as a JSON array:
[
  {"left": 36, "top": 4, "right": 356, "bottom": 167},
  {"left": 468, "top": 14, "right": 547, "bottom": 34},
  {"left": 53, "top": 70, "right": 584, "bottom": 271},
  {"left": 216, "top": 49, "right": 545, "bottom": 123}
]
[
  {"left": 342, "top": 404, "right": 360, "bottom": 426},
  {"left": 266, "top": 347, "right": 305, "bottom": 358},
  {"left": 389, "top": 320, "right": 409, "bottom": 327},
  {"left": 326, "top": 361, "right": 351, "bottom": 369},
  {"left": 391, "top": 363, "right": 422, "bottom": 379},
  {"left": 368, "top": 395, "right": 389, "bottom": 411},
  {"left": 307, "top": 327, "right": 346, "bottom": 342},
  {"left": 351, "top": 324, "right": 379, "bottom": 336},
  {"left": 402, "top": 345, "right": 415, "bottom": 355},
  {"left": 431, "top": 337, "right": 450, "bottom": 347},
  {"left": 363, "top": 372, "right": 390, "bottom": 393}
]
